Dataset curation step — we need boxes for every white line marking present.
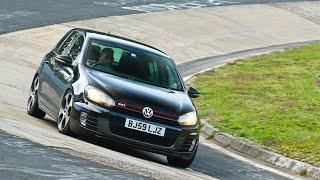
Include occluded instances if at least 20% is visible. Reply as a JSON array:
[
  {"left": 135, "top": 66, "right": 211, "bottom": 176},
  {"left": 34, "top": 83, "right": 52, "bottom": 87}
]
[
  {"left": 122, "top": 0, "right": 239, "bottom": 13},
  {"left": 93, "top": 2, "right": 127, "bottom": 6},
  {"left": 0, "top": 11, "right": 38, "bottom": 21}
]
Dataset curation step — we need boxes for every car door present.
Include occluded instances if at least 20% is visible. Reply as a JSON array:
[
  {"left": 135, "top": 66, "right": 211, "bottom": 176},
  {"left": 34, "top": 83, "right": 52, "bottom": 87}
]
[
  {"left": 50, "top": 32, "right": 85, "bottom": 115},
  {"left": 38, "top": 30, "right": 83, "bottom": 117},
  {"left": 38, "top": 30, "right": 74, "bottom": 114}
]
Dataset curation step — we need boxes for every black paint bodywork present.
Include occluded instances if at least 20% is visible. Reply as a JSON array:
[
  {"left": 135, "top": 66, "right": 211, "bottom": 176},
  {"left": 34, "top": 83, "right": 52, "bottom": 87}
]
[{"left": 35, "top": 28, "right": 200, "bottom": 160}]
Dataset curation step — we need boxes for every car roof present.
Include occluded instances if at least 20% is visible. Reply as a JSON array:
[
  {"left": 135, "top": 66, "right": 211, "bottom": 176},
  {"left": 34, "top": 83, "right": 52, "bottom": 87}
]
[{"left": 76, "top": 28, "right": 170, "bottom": 58}]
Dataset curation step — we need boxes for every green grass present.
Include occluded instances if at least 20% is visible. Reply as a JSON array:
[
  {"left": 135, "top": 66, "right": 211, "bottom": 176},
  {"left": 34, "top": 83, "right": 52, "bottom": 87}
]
[{"left": 191, "top": 45, "right": 320, "bottom": 166}]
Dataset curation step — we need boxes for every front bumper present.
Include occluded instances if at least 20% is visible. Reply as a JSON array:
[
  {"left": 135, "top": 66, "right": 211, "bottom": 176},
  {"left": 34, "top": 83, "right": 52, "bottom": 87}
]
[{"left": 70, "top": 102, "right": 200, "bottom": 159}]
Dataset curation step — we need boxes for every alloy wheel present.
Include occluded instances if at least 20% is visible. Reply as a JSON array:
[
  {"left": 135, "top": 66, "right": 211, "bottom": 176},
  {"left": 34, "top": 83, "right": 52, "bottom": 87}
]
[
  {"left": 27, "top": 77, "right": 39, "bottom": 112},
  {"left": 58, "top": 92, "right": 73, "bottom": 131}
]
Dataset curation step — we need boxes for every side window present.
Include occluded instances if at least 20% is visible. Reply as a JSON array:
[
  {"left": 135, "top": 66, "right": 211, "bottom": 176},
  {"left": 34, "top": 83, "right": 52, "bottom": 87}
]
[
  {"left": 68, "top": 35, "right": 84, "bottom": 62},
  {"left": 57, "top": 31, "right": 79, "bottom": 55},
  {"left": 54, "top": 31, "right": 72, "bottom": 52}
]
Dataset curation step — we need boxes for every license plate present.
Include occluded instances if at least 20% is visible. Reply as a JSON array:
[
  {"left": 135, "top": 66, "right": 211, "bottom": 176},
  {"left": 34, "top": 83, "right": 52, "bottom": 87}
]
[{"left": 125, "top": 119, "right": 166, "bottom": 137}]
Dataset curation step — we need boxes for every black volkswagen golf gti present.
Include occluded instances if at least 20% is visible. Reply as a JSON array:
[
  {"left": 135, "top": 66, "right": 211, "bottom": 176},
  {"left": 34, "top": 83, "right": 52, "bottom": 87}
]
[{"left": 27, "top": 28, "right": 201, "bottom": 168}]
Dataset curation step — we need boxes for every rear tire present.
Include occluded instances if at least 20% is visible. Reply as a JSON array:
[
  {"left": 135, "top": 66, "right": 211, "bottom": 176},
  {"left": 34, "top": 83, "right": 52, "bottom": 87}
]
[
  {"left": 57, "top": 90, "right": 73, "bottom": 135},
  {"left": 27, "top": 76, "right": 46, "bottom": 119},
  {"left": 167, "top": 146, "right": 198, "bottom": 168}
]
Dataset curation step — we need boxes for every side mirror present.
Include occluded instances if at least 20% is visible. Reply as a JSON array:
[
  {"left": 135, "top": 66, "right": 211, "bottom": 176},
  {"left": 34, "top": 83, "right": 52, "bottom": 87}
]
[
  {"left": 55, "top": 55, "right": 73, "bottom": 67},
  {"left": 188, "top": 87, "right": 200, "bottom": 98}
]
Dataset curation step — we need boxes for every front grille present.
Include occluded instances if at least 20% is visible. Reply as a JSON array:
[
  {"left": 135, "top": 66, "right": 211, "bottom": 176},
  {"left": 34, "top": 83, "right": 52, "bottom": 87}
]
[
  {"left": 110, "top": 120, "right": 179, "bottom": 147},
  {"left": 114, "top": 101, "right": 180, "bottom": 126}
]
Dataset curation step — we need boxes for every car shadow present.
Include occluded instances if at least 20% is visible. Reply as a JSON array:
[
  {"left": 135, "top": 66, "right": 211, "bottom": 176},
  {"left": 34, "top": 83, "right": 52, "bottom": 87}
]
[
  {"left": 77, "top": 134, "right": 168, "bottom": 165},
  {"left": 40, "top": 115, "right": 168, "bottom": 166}
]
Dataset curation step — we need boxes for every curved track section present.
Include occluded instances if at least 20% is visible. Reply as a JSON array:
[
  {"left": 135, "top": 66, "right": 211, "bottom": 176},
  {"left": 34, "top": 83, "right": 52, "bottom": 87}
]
[{"left": 0, "top": 1, "right": 319, "bottom": 179}]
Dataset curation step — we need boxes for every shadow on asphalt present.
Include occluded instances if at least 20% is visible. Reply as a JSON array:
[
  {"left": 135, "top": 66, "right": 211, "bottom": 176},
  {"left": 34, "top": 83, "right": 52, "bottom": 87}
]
[
  {"left": 78, "top": 134, "right": 169, "bottom": 165},
  {"left": 42, "top": 115, "right": 169, "bottom": 166}
]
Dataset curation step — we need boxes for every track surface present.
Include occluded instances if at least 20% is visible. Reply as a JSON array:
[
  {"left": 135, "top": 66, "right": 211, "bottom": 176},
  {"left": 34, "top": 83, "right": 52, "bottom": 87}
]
[
  {"left": 0, "top": 0, "right": 310, "bottom": 35},
  {"left": 0, "top": 131, "right": 145, "bottom": 179},
  {"left": 76, "top": 130, "right": 290, "bottom": 180},
  {"left": 0, "top": 0, "right": 310, "bottom": 179}
]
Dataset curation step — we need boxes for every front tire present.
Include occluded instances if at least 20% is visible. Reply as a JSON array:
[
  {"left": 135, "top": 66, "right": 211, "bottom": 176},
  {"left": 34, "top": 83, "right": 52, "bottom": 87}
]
[
  {"left": 167, "top": 146, "right": 198, "bottom": 168},
  {"left": 27, "top": 76, "right": 46, "bottom": 119},
  {"left": 57, "top": 91, "right": 73, "bottom": 135}
]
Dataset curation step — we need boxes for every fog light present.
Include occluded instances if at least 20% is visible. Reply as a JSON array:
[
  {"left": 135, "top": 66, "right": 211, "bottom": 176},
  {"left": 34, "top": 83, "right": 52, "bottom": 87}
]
[
  {"left": 80, "top": 112, "right": 87, "bottom": 126},
  {"left": 189, "top": 139, "right": 197, "bottom": 152}
]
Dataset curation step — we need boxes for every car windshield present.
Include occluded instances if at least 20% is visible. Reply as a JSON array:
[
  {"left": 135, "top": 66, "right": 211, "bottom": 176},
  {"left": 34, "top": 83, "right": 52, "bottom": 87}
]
[{"left": 85, "top": 39, "right": 183, "bottom": 91}]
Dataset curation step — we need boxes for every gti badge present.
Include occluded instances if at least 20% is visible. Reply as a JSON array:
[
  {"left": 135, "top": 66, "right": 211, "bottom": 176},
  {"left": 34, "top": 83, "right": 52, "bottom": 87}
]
[
  {"left": 142, "top": 107, "right": 153, "bottom": 118},
  {"left": 117, "top": 102, "right": 126, "bottom": 107}
]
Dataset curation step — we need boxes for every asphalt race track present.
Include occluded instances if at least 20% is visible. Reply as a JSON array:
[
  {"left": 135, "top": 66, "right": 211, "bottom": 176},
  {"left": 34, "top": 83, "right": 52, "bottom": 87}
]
[
  {"left": 0, "top": 0, "right": 309, "bottom": 179},
  {"left": 0, "top": 131, "right": 145, "bottom": 179}
]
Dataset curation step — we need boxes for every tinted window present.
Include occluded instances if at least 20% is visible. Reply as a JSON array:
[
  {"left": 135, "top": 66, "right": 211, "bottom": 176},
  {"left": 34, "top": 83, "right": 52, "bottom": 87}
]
[
  {"left": 57, "top": 31, "right": 78, "bottom": 55},
  {"left": 54, "top": 31, "right": 72, "bottom": 52},
  {"left": 85, "top": 39, "right": 183, "bottom": 91},
  {"left": 69, "top": 35, "right": 84, "bottom": 61},
  {"left": 57, "top": 31, "right": 84, "bottom": 64}
]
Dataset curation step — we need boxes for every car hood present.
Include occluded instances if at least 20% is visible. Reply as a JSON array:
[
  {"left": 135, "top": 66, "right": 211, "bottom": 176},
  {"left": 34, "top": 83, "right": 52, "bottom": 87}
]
[{"left": 86, "top": 69, "right": 195, "bottom": 117}]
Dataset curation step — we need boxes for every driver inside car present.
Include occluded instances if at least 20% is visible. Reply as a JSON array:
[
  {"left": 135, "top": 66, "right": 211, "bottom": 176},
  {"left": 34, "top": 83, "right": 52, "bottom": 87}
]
[{"left": 93, "top": 47, "right": 116, "bottom": 74}]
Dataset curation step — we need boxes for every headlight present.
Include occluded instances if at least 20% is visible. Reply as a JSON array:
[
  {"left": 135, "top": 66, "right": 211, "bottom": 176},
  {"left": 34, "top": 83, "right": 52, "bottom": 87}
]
[
  {"left": 178, "top": 111, "right": 197, "bottom": 126},
  {"left": 84, "top": 85, "right": 115, "bottom": 107}
]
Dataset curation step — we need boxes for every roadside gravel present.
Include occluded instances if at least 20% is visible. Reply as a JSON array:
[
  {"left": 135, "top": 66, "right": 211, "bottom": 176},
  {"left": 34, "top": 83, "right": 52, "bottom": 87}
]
[{"left": 269, "top": 1, "right": 320, "bottom": 25}]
